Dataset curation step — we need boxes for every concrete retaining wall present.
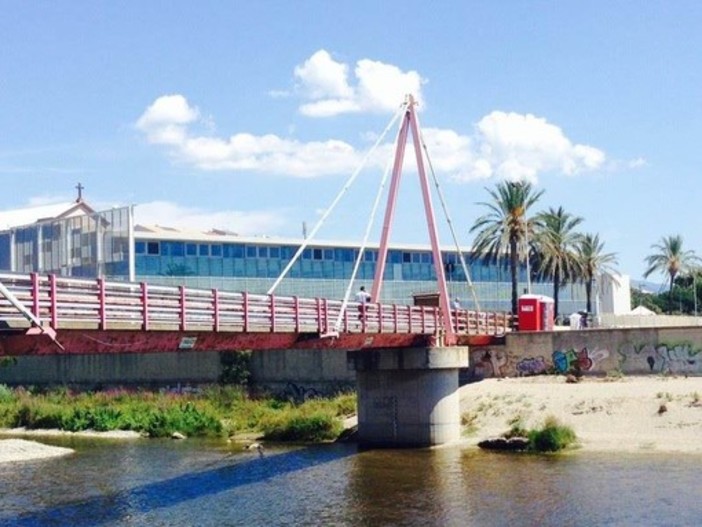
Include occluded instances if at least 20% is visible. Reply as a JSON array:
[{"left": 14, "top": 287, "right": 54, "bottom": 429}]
[
  {"left": 3, "top": 326, "right": 702, "bottom": 389},
  {"left": 249, "top": 349, "right": 355, "bottom": 398},
  {"left": 0, "top": 351, "right": 223, "bottom": 388},
  {"left": 0, "top": 348, "right": 355, "bottom": 396},
  {"left": 468, "top": 326, "right": 702, "bottom": 380}
]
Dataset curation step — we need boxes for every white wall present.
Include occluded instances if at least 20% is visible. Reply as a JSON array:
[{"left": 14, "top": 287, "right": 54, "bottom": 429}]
[{"left": 598, "top": 273, "right": 631, "bottom": 315}]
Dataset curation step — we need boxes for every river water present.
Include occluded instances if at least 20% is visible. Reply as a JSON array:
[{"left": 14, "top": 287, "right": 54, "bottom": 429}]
[{"left": 1, "top": 436, "right": 701, "bottom": 526}]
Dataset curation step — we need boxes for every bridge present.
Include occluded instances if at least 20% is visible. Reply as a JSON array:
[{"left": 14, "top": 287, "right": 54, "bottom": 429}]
[
  {"left": 0, "top": 96, "right": 511, "bottom": 447},
  {"left": 0, "top": 272, "right": 508, "bottom": 355}
]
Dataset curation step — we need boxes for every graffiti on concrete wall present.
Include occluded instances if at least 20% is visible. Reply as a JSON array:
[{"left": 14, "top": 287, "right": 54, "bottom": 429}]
[
  {"left": 471, "top": 348, "right": 510, "bottom": 378},
  {"left": 471, "top": 345, "right": 611, "bottom": 379},
  {"left": 516, "top": 357, "right": 548, "bottom": 376},
  {"left": 618, "top": 341, "right": 702, "bottom": 374},
  {"left": 552, "top": 347, "right": 610, "bottom": 374}
]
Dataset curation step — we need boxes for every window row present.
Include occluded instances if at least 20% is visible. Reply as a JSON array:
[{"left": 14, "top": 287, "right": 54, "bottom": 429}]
[
  {"left": 134, "top": 240, "right": 490, "bottom": 265},
  {"left": 134, "top": 255, "right": 522, "bottom": 282}
]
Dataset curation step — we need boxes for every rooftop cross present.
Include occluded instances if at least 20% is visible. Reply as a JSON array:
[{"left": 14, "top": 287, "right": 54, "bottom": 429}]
[{"left": 75, "top": 182, "right": 84, "bottom": 202}]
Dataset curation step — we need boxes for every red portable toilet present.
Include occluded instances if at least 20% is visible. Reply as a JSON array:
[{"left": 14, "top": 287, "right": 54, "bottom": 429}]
[{"left": 518, "top": 295, "right": 554, "bottom": 331}]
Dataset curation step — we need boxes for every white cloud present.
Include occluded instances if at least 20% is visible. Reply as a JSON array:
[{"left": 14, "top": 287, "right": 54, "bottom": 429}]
[
  {"left": 136, "top": 94, "right": 200, "bottom": 146},
  {"left": 628, "top": 157, "right": 647, "bottom": 168},
  {"left": 293, "top": 50, "right": 424, "bottom": 117},
  {"left": 136, "top": 94, "right": 605, "bottom": 183},
  {"left": 136, "top": 95, "right": 363, "bottom": 177},
  {"left": 450, "top": 111, "right": 607, "bottom": 183},
  {"left": 134, "top": 201, "right": 287, "bottom": 235},
  {"left": 294, "top": 50, "right": 353, "bottom": 100}
]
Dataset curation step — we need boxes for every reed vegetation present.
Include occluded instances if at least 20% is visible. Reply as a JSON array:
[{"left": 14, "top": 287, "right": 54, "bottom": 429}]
[{"left": 0, "top": 384, "right": 356, "bottom": 442}]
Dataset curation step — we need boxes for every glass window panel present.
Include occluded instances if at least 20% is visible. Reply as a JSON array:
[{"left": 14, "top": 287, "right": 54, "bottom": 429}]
[
  {"left": 270, "top": 246, "right": 280, "bottom": 258},
  {"left": 226, "top": 244, "right": 243, "bottom": 258},
  {"left": 335, "top": 248, "right": 353, "bottom": 262},
  {"left": 209, "top": 258, "right": 223, "bottom": 275},
  {"left": 135, "top": 241, "right": 145, "bottom": 254},
  {"left": 171, "top": 242, "right": 184, "bottom": 257},
  {"left": 313, "top": 248, "right": 323, "bottom": 260},
  {"left": 258, "top": 246, "right": 269, "bottom": 258},
  {"left": 186, "top": 243, "right": 197, "bottom": 256},
  {"left": 211, "top": 244, "right": 222, "bottom": 257},
  {"left": 323, "top": 248, "right": 333, "bottom": 260},
  {"left": 198, "top": 244, "right": 209, "bottom": 257},
  {"left": 147, "top": 242, "right": 159, "bottom": 255}
]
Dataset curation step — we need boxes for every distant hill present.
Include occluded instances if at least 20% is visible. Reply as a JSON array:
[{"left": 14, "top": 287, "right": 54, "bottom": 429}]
[{"left": 631, "top": 279, "right": 665, "bottom": 294}]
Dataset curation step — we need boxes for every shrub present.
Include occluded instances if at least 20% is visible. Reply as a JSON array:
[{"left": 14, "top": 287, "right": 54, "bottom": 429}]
[
  {"left": 219, "top": 351, "right": 251, "bottom": 385},
  {"left": 201, "top": 385, "right": 247, "bottom": 412},
  {"left": 527, "top": 416, "right": 577, "bottom": 452},
  {"left": 0, "top": 384, "right": 14, "bottom": 404},
  {"left": 330, "top": 392, "right": 357, "bottom": 417},
  {"left": 260, "top": 411, "right": 342, "bottom": 442}
]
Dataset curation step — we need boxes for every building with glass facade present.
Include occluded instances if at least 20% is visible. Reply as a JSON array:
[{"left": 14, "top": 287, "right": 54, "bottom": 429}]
[{"left": 0, "top": 202, "right": 588, "bottom": 313}]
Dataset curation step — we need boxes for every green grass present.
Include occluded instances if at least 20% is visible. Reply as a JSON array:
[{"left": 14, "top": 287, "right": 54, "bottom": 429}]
[
  {"left": 493, "top": 415, "right": 577, "bottom": 453},
  {"left": 0, "top": 384, "right": 356, "bottom": 442},
  {"left": 525, "top": 416, "right": 577, "bottom": 452}
]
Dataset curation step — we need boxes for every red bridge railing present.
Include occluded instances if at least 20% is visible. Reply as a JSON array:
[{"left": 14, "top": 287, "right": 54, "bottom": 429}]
[{"left": 0, "top": 273, "right": 509, "bottom": 337}]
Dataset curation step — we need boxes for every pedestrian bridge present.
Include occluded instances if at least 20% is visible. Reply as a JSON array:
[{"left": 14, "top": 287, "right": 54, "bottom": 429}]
[
  {"left": 0, "top": 272, "right": 508, "bottom": 355},
  {"left": 0, "top": 97, "right": 509, "bottom": 447}
]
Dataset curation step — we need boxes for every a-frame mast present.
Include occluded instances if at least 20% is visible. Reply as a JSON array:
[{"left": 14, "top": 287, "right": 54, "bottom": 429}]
[{"left": 370, "top": 95, "right": 456, "bottom": 344}]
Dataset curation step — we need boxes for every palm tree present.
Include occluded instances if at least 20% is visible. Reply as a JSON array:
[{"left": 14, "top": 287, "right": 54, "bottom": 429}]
[
  {"left": 470, "top": 181, "right": 544, "bottom": 317},
  {"left": 533, "top": 206, "right": 583, "bottom": 320},
  {"left": 576, "top": 233, "right": 619, "bottom": 314},
  {"left": 643, "top": 235, "right": 698, "bottom": 314}
]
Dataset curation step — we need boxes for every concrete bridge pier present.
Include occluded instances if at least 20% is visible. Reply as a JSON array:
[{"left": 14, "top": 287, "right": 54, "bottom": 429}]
[{"left": 348, "top": 346, "right": 469, "bottom": 447}]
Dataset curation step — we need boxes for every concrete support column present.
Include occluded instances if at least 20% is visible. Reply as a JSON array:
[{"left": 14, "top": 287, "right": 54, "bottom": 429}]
[{"left": 348, "top": 346, "right": 469, "bottom": 447}]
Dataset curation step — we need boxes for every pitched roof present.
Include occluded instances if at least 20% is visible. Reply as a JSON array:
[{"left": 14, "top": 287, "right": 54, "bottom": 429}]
[
  {"left": 0, "top": 201, "right": 95, "bottom": 230},
  {"left": 630, "top": 305, "right": 655, "bottom": 315}
]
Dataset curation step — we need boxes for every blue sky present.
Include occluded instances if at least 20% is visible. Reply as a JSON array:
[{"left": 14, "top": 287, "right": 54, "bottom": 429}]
[{"left": 2, "top": 1, "right": 701, "bottom": 283}]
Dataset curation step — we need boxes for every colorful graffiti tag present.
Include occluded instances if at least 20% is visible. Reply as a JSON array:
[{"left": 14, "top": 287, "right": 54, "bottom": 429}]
[
  {"left": 471, "top": 349, "right": 509, "bottom": 378},
  {"left": 516, "top": 356, "right": 548, "bottom": 376},
  {"left": 618, "top": 341, "right": 702, "bottom": 374},
  {"left": 552, "top": 347, "right": 610, "bottom": 374}
]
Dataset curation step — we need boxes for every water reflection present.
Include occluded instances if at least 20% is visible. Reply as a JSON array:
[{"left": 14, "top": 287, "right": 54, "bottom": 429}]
[
  {"left": 2, "top": 438, "right": 702, "bottom": 526},
  {"left": 0, "top": 440, "right": 355, "bottom": 526}
]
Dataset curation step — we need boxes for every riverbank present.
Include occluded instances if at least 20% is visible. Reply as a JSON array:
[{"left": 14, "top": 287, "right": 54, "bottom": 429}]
[
  {"left": 460, "top": 375, "right": 702, "bottom": 453},
  {"left": 4, "top": 376, "right": 702, "bottom": 463},
  {"left": 0, "top": 429, "right": 141, "bottom": 464},
  {"left": 0, "top": 439, "right": 74, "bottom": 463}
]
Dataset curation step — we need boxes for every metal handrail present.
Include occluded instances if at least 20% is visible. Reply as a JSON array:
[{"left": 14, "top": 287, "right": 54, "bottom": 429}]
[{"left": 0, "top": 272, "right": 509, "bottom": 337}]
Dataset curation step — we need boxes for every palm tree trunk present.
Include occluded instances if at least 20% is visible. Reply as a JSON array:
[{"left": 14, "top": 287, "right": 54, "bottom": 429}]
[
  {"left": 669, "top": 274, "right": 675, "bottom": 314},
  {"left": 553, "top": 267, "right": 560, "bottom": 321},
  {"left": 510, "top": 237, "right": 519, "bottom": 319},
  {"left": 585, "top": 279, "right": 593, "bottom": 314}
]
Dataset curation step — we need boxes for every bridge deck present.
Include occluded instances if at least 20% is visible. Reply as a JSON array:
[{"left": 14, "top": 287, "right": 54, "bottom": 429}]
[{"left": 0, "top": 273, "right": 509, "bottom": 354}]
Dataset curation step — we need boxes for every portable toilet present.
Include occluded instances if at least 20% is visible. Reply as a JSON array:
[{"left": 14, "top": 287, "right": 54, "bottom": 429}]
[{"left": 518, "top": 295, "right": 554, "bottom": 331}]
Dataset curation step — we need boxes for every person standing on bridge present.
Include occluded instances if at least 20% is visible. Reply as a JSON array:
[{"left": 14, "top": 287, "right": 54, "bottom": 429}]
[{"left": 355, "top": 286, "right": 371, "bottom": 304}]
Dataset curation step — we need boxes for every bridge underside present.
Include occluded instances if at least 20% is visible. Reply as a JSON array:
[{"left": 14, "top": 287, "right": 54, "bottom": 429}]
[{"left": 0, "top": 328, "right": 501, "bottom": 355}]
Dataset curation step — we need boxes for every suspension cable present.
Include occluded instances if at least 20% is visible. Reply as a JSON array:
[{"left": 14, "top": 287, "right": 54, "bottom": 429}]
[
  {"left": 418, "top": 129, "right": 481, "bottom": 312},
  {"left": 267, "top": 103, "right": 406, "bottom": 295},
  {"left": 331, "top": 126, "right": 400, "bottom": 334}
]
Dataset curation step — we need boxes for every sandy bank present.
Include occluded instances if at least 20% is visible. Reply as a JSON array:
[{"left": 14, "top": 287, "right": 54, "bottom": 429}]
[
  {"left": 0, "top": 429, "right": 141, "bottom": 463},
  {"left": 460, "top": 375, "right": 702, "bottom": 453},
  {"left": 0, "top": 439, "right": 74, "bottom": 464},
  {"left": 0, "top": 428, "right": 142, "bottom": 440}
]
